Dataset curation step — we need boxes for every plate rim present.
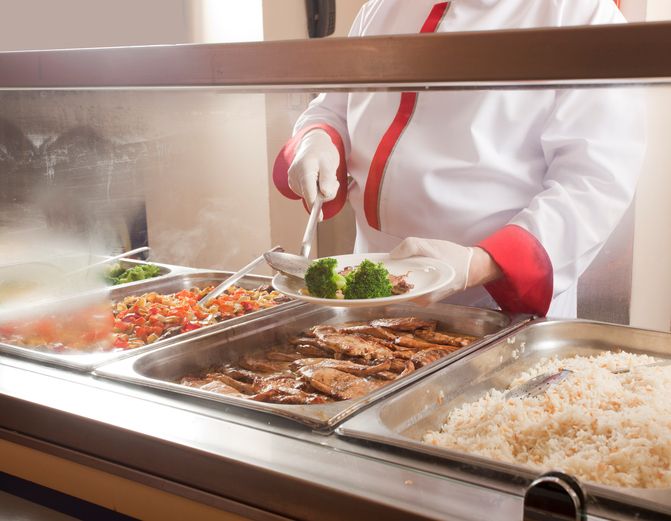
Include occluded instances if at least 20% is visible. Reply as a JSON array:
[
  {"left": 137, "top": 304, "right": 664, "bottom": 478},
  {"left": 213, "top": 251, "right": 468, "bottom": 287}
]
[{"left": 271, "top": 252, "right": 456, "bottom": 308}]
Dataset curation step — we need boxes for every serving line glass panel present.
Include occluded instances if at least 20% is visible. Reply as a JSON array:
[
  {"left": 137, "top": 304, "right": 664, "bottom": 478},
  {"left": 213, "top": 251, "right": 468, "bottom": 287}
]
[{"left": 0, "top": 25, "right": 670, "bottom": 520}]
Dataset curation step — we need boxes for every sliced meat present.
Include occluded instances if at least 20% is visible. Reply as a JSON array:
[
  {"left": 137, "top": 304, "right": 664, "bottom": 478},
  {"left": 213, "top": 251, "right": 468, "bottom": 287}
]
[
  {"left": 295, "top": 343, "right": 332, "bottom": 357},
  {"left": 199, "top": 380, "right": 246, "bottom": 396},
  {"left": 410, "top": 349, "right": 446, "bottom": 368},
  {"left": 398, "top": 360, "right": 416, "bottom": 378},
  {"left": 221, "top": 366, "right": 261, "bottom": 384},
  {"left": 395, "top": 336, "right": 460, "bottom": 352},
  {"left": 266, "top": 351, "right": 303, "bottom": 362},
  {"left": 204, "top": 372, "right": 258, "bottom": 394},
  {"left": 318, "top": 333, "right": 394, "bottom": 361},
  {"left": 369, "top": 317, "right": 437, "bottom": 332},
  {"left": 372, "top": 371, "right": 398, "bottom": 381},
  {"left": 414, "top": 329, "right": 476, "bottom": 347},
  {"left": 389, "top": 358, "right": 410, "bottom": 373},
  {"left": 180, "top": 377, "right": 245, "bottom": 396},
  {"left": 288, "top": 337, "right": 324, "bottom": 348},
  {"left": 238, "top": 353, "right": 290, "bottom": 373},
  {"left": 359, "top": 334, "right": 396, "bottom": 349},
  {"left": 388, "top": 273, "right": 414, "bottom": 295},
  {"left": 297, "top": 367, "right": 377, "bottom": 400},
  {"left": 337, "top": 325, "right": 399, "bottom": 341},
  {"left": 309, "top": 325, "right": 338, "bottom": 337},
  {"left": 373, "top": 361, "right": 415, "bottom": 379},
  {"left": 291, "top": 358, "right": 391, "bottom": 377},
  {"left": 257, "top": 375, "right": 306, "bottom": 393},
  {"left": 251, "top": 388, "right": 329, "bottom": 404},
  {"left": 391, "top": 349, "right": 415, "bottom": 360}
]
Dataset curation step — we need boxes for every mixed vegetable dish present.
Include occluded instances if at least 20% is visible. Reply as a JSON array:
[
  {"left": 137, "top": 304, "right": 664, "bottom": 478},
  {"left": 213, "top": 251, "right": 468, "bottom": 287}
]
[{"left": 0, "top": 285, "right": 290, "bottom": 353}]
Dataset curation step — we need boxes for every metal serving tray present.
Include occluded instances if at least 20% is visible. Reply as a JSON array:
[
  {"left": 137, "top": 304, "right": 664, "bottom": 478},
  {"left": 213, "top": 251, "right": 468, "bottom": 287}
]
[
  {"left": 0, "top": 271, "right": 299, "bottom": 372},
  {"left": 94, "top": 303, "right": 529, "bottom": 431},
  {"left": 102, "top": 258, "right": 179, "bottom": 286},
  {"left": 337, "top": 319, "right": 671, "bottom": 519}
]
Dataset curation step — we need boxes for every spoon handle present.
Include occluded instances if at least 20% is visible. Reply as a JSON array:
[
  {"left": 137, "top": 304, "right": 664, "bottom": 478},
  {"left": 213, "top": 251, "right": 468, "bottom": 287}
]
[{"left": 299, "top": 194, "right": 323, "bottom": 259}]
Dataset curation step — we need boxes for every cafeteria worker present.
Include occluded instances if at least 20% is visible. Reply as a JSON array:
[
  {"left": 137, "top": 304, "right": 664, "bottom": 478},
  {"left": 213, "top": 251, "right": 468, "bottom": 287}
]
[{"left": 273, "top": 0, "right": 645, "bottom": 318}]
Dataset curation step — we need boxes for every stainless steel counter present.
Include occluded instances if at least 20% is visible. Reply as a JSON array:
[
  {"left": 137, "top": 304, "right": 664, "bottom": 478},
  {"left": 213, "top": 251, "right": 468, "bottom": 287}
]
[{"left": 0, "top": 350, "right": 624, "bottom": 521}]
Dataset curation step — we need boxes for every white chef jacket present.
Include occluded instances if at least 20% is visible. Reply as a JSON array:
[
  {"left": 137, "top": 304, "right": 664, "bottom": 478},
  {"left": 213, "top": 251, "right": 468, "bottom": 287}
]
[{"left": 274, "top": 0, "right": 645, "bottom": 318}]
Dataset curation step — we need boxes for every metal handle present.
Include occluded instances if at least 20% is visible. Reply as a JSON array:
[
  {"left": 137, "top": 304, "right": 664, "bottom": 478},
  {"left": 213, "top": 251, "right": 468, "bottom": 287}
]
[
  {"left": 524, "top": 471, "right": 586, "bottom": 521},
  {"left": 198, "top": 245, "right": 282, "bottom": 308},
  {"left": 299, "top": 194, "right": 323, "bottom": 259}
]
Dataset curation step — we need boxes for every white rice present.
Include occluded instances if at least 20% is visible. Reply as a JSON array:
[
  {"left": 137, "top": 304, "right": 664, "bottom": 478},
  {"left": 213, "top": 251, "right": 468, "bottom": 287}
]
[{"left": 423, "top": 351, "right": 671, "bottom": 488}]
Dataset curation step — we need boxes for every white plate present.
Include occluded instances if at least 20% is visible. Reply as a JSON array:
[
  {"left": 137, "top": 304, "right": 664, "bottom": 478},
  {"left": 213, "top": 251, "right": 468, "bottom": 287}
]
[{"left": 272, "top": 253, "right": 456, "bottom": 308}]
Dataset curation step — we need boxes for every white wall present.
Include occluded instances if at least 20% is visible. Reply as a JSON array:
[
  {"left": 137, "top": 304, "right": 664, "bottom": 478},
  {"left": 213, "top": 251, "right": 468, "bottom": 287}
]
[
  {"left": 0, "top": 0, "right": 367, "bottom": 271},
  {"left": 629, "top": 0, "right": 671, "bottom": 331},
  {"left": 0, "top": 0, "right": 192, "bottom": 50}
]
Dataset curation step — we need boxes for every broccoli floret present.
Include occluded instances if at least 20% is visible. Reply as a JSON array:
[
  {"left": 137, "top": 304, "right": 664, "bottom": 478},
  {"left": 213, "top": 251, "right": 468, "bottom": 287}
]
[
  {"left": 343, "top": 259, "right": 392, "bottom": 299},
  {"left": 305, "top": 258, "right": 347, "bottom": 298}
]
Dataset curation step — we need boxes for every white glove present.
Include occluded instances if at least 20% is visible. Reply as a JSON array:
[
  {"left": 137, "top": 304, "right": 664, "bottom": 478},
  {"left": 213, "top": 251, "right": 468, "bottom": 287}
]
[
  {"left": 287, "top": 129, "right": 341, "bottom": 209},
  {"left": 390, "top": 237, "right": 474, "bottom": 304}
]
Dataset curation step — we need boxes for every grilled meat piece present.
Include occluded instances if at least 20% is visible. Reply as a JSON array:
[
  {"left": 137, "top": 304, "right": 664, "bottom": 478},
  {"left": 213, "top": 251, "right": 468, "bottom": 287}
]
[
  {"left": 388, "top": 273, "right": 414, "bottom": 295},
  {"left": 372, "top": 371, "right": 397, "bottom": 380},
  {"left": 291, "top": 358, "right": 391, "bottom": 377},
  {"left": 336, "top": 325, "right": 399, "bottom": 341},
  {"left": 414, "top": 329, "right": 475, "bottom": 347},
  {"left": 221, "top": 366, "right": 261, "bottom": 383},
  {"left": 388, "top": 358, "right": 410, "bottom": 372},
  {"left": 257, "top": 375, "right": 306, "bottom": 393},
  {"left": 180, "top": 376, "right": 244, "bottom": 396},
  {"left": 266, "top": 351, "right": 303, "bottom": 362},
  {"left": 410, "top": 348, "right": 446, "bottom": 368},
  {"left": 295, "top": 343, "right": 332, "bottom": 357},
  {"left": 369, "top": 317, "right": 437, "bottom": 332},
  {"left": 297, "top": 367, "right": 377, "bottom": 400},
  {"left": 238, "top": 354, "right": 291, "bottom": 373},
  {"left": 395, "top": 336, "right": 460, "bottom": 352},
  {"left": 288, "top": 337, "right": 324, "bottom": 348},
  {"left": 309, "top": 325, "right": 338, "bottom": 337},
  {"left": 391, "top": 349, "right": 415, "bottom": 360},
  {"left": 251, "top": 388, "right": 329, "bottom": 404},
  {"left": 203, "top": 372, "right": 258, "bottom": 394},
  {"left": 374, "top": 361, "right": 415, "bottom": 379},
  {"left": 398, "top": 360, "right": 416, "bottom": 378},
  {"left": 317, "top": 333, "right": 394, "bottom": 361}
]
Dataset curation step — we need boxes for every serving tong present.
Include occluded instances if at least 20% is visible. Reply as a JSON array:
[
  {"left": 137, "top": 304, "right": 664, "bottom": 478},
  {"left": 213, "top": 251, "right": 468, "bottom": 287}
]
[
  {"left": 504, "top": 359, "right": 671, "bottom": 400},
  {"left": 197, "top": 245, "right": 283, "bottom": 309}
]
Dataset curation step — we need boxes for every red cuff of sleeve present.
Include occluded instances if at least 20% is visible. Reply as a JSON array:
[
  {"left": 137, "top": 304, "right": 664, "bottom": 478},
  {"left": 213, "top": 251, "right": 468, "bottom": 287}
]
[
  {"left": 478, "top": 224, "right": 553, "bottom": 316},
  {"left": 272, "top": 124, "right": 348, "bottom": 220}
]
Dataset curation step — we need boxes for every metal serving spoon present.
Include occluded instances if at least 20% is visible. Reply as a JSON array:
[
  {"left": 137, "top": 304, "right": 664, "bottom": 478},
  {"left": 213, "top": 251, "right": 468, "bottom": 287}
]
[
  {"left": 264, "top": 194, "right": 323, "bottom": 278},
  {"left": 504, "top": 359, "right": 671, "bottom": 400}
]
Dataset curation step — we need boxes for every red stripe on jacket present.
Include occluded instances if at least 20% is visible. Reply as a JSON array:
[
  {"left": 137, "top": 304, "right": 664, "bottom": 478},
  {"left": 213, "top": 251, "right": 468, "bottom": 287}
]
[
  {"left": 364, "top": 1, "right": 451, "bottom": 230},
  {"left": 272, "top": 2, "right": 450, "bottom": 221}
]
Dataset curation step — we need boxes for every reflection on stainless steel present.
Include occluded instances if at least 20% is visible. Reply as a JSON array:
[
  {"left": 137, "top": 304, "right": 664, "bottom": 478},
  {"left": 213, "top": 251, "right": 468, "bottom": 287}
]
[
  {"left": 337, "top": 319, "right": 671, "bottom": 518},
  {"left": 95, "top": 303, "right": 528, "bottom": 430},
  {"left": 0, "top": 270, "right": 298, "bottom": 371}
]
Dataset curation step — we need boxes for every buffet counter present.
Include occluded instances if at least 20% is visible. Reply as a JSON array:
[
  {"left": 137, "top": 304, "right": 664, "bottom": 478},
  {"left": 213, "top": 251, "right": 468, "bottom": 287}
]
[{"left": 0, "top": 350, "right": 526, "bottom": 521}]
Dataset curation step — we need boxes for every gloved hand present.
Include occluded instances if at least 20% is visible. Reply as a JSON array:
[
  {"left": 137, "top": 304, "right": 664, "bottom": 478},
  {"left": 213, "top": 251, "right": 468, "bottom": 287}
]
[
  {"left": 390, "top": 237, "right": 473, "bottom": 304},
  {"left": 287, "top": 129, "right": 341, "bottom": 210}
]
